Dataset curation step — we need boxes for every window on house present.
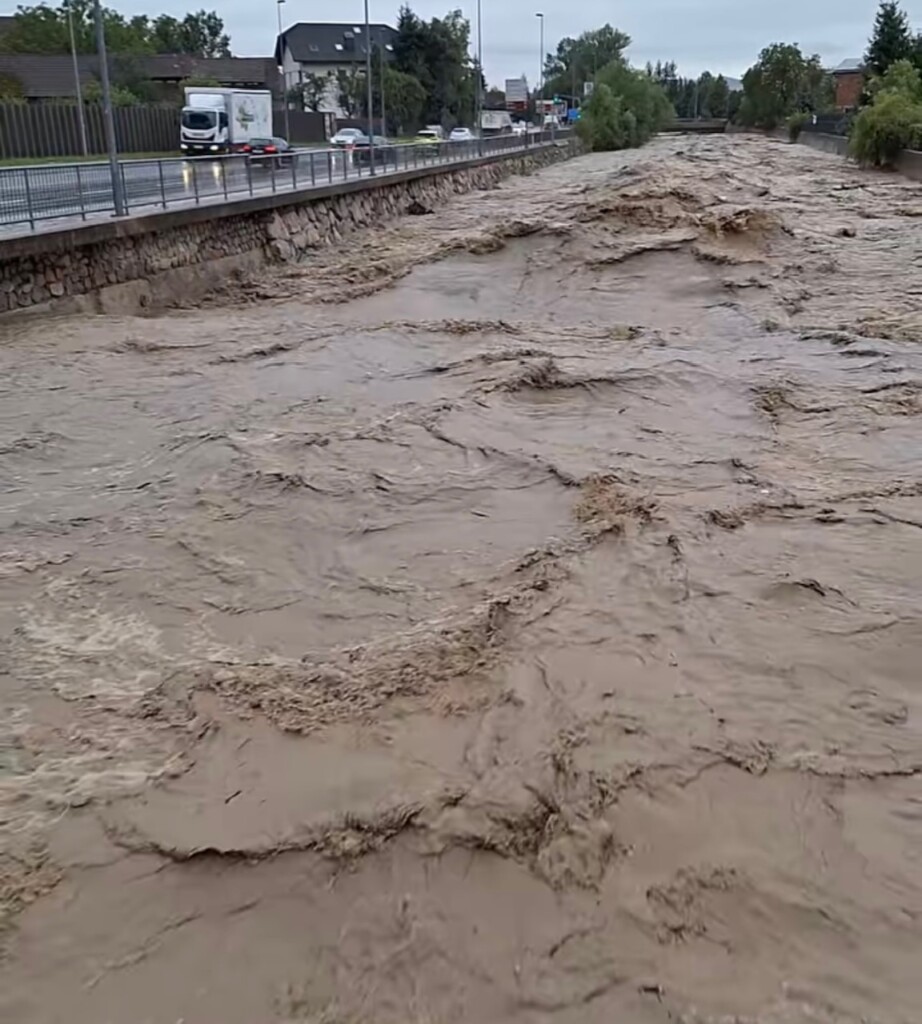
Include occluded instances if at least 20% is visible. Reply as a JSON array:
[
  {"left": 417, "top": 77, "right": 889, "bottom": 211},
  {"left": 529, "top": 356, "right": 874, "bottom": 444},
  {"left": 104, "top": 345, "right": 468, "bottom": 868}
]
[
  {"left": 334, "top": 43, "right": 343, "bottom": 50},
  {"left": 353, "top": 26, "right": 361, "bottom": 33}
]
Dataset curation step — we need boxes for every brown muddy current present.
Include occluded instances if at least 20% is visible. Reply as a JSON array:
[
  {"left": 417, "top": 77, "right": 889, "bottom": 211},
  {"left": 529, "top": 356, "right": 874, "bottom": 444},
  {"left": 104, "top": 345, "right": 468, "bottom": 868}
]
[{"left": 1, "top": 134, "right": 921, "bottom": 1023}]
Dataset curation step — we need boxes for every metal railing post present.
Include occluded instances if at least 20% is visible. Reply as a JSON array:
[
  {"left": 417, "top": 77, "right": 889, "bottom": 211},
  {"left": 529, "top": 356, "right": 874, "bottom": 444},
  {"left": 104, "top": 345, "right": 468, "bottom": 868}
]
[
  {"left": 158, "top": 159, "right": 167, "bottom": 209},
  {"left": 22, "top": 167, "right": 35, "bottom": 229},
  {"left": 191, "top": 160, "right": 200, "bottom": 204},
  {"left": 290, "top": 152, "right": 297, "bottom": 190},
  {"left": 310, "top": 151, "right": 316, "bottom": 186},
  {"left": 221, "top": 157, "right": 228, "bottom": 200},
  {"left": 75, "top": 164, "right": 87, "bottom": 220},
  {"left": 246, "top": 156, "right": 253, "bottom": 196},
  {"left": 269, "top": 157, "right": 277, "bottom": 193},
  {"left": 327, "top": 149, "right": 333, "bottom": 184}
]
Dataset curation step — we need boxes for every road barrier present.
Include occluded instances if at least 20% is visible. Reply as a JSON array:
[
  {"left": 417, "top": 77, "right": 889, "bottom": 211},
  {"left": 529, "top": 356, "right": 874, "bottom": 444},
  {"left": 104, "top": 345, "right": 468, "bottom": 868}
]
[{"left": 0, "top": 130, "right": 571, "bottom": 234}]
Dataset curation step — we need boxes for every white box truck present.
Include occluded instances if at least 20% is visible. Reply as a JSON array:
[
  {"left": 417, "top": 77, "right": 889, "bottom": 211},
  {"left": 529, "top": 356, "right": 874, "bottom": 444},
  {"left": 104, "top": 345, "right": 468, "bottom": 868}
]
[
  {"left": 180, "top": 88, "right": 273, "bottom": 155},
  {"left": 480, "top": 109, "right": 513, "bottom": 135}
]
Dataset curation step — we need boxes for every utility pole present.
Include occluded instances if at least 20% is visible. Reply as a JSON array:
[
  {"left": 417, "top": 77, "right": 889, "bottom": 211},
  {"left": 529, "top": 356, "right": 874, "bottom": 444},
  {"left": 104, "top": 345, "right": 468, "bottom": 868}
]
[
  {"left": 277, "top": 0, "right": 291, "bottom": 142},
  {"left": 93, "top": 0, "right": 125, "bottom": 216},
  {"left": 536, "top": 12, "right": 544, "bottom": 99},
  {"left": 364, "top": 0, "right": 375, "bottom": 172},
  {"left": 66, "top": 0, "right": 88, "bottom": 157},
  {"left": 379, "top": 37, "right": 387, "bottom": 137},
  {"left": 476, "top": 0, "right": 483, "bottom": 151}
]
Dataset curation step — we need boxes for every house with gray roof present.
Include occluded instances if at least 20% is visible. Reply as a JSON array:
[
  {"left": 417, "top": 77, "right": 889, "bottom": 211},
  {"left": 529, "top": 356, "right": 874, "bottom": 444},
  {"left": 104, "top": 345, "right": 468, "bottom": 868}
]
[
  {"left": 0, "top": 53, "right": 279, "bottom": 101},
  {"left": 275, "top": 21, "right": 396, "bottom": 116},
  {"left": 832, "top": 58, "right": 864, "bottom": 110}
]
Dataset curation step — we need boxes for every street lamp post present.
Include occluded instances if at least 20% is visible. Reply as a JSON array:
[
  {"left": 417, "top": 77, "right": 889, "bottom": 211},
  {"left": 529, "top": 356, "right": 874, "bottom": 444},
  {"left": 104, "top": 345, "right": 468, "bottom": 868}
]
[
  {"left": 476, "top": 0, "right": 483, "bottom": 152},
  {"left": 92, "top": 0, "right": 125, "bottom": 216},
  {"left": 277, "top": 0, "right": 291, "bottom": 142},
  {"left": 379, "top": 40, "right": 387, "bottom": 138},
  {"left": 66, "top": 0, "right": 88, "bottom": 156},
  {"left": 535, "top": 12, "right": 544, "bottom": 125},
  {"left": 364, "top": 0, "right": 375, "bottom": 173}
]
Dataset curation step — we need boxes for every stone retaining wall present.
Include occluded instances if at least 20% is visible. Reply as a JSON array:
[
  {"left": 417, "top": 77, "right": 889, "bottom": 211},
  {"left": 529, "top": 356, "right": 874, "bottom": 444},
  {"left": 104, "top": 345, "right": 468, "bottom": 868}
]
[
  {"left": 749, "top": 127, "right": 922, "bottom": 183},
  {"left": 0, "top": 142, "right": 578, "bottom": 318}
]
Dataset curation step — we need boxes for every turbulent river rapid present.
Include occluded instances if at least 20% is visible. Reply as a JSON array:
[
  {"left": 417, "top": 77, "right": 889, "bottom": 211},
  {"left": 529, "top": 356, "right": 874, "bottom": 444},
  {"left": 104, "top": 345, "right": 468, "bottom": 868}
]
[{"left": 1, "top": 133, "right": 921, "bottom": 1024}]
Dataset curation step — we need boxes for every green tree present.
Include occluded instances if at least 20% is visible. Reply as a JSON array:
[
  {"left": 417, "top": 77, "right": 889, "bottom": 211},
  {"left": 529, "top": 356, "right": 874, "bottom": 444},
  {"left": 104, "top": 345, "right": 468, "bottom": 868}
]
[
  {"left": 873, "top": 56, "right": 922, "bottom": 99},
  {"left": 865, "top": 1, "right": 914, "bottom": 77},
  {"left": 543, "top": 24, "right": 631, "bottom": 100},
  {"left": 849, "top": 68, "right": 922, "bottom": 166},
  {"left": 176, "top": 10, "right": 229, "bottom": 57},
  {"left": 352, "top": 62, "right": 427, "bottom": 133},
  {"left": 577, "top": 83, "right": 631, "bottom": 150},
  {"left": 336, "top": 67, "right": 362, "bottom": 118},
  {"left": 2, "top": 0, "right": 151, "bottom": 52},
  {"left": 738, "top": 43, "right": 830, "bottom": 128},
  {"left": 708, "top": 74, "right": 730, "bottom": 118},
  {"left": 300, "top": 71, "right": 331, "bottom": 112},
  {"left": 383, "top": 65, "right": 427, "bottom": 133},
  {"left": 577, "top": 60, "right": 672, "bottom": 151},
  {"left": 0, "top": 71, "right": 24, "bottom": 99},
  {"left": 83, "top": 77, "right": 139, "bottom": 104},
  {"left": 392, "top": 6, "right": 479, "bottom": 125},
  {"left": 1, "top": 2, "right": 230, "bottom": 56}
]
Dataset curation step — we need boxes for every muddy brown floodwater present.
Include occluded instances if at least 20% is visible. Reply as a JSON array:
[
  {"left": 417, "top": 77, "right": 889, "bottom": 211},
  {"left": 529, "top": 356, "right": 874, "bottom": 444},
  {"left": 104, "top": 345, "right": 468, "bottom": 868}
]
[{"left": 1, "top": 133, "right": 921, "bottom": 1023}]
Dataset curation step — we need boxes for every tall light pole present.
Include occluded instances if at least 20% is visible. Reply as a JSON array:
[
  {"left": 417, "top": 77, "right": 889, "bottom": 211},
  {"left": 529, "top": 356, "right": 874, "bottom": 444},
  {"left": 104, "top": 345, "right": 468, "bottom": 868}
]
[
  {"left": 535, "top": 12, "right": 544, "bottom": 121},
  {"left": 277, "top": 0, "right": 291, "bottom": 142},
  {"left": 93, "top": 0, "right": 125, "bottom": 215},
  {"left": 66, "top": 0, "right": 88, "bottom": 156},
  {"left": 364, "top": 0, "right": 375, "bottom": 172},
  {"left": 475, "top": 0, "right": 483, "bottom": 148},
  {"left": 379, "top": 39, "right": 387, "bottom": 137}
]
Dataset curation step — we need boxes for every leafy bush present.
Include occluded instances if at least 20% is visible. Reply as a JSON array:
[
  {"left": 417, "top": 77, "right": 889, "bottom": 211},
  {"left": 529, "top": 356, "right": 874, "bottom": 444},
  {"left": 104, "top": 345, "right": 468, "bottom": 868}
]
[
  {"left": 849, "top": 90, "right": 922, "bottom": 165},
  {"left": 869, "top": 58, "right": 922, "bottom": 101},
  {"left": 849, "top": 60, "right": 922, "bottom": 167},
  {"left": 0, "top": 72, "right": 24, "bottom": 100},
  {"left": 83, "top": 80, "right": 141, "bottom": 107},
  {"left": 577, "top": 62, "right": 672, "bottom": 152},
  {"left": 787, "top": 111, "right": 810, "bottom": 141}
]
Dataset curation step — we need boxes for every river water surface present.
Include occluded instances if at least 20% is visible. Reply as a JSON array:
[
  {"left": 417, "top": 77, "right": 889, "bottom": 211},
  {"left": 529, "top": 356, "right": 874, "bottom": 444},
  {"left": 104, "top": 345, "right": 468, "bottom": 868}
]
[{"left": 1, "top": 134, "right": 921, "bottom": 1023}]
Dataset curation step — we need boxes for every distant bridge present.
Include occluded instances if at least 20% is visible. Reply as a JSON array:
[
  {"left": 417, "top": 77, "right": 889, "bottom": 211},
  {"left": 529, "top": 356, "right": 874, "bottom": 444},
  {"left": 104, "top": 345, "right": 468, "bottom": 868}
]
[{"left": 665, "top": 119, "right": 729, "bottom": 134}]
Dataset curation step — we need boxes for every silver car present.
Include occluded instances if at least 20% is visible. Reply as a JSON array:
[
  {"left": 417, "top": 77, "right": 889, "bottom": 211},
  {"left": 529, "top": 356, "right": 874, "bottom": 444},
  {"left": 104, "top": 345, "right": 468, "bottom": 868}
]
[{"left": 330, "top": 128, "right": 364, "bottom": 147}]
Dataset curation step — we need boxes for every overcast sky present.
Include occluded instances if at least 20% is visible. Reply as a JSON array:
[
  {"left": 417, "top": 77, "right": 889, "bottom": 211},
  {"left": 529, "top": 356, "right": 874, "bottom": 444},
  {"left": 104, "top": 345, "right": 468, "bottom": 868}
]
[{"left": 152, "top": 0, "right": 921, "bottom": 84}]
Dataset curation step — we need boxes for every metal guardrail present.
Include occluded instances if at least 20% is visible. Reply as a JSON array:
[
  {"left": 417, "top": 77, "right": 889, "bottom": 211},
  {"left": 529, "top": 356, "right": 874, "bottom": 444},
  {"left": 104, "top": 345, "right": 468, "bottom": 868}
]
[
  {"left": 801, "top": 113, "right": 853, "bottom": 137},
  {"left": 0, "top": 130, "right": 572, "bottom": 234}
]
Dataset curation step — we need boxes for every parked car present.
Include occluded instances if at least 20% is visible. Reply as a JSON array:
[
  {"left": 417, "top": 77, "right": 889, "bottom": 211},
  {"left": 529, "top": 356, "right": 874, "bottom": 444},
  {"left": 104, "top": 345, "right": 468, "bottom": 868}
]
[
  {"left": 351, "top": 135, "right": 397, "bottom": 167},
  {"left": 330, "top": 127, "right": 364, "bottom": 147},
  {"left": 244, "top": 137, "right": 296, "bottom": 168},
  {"left": 449, "top": 126, "right": 475, "bottom": 141},
  {"left": 511, "top": 122, "right": 527, "bottom": 136},
  {"left": 414, "top": 128, "right": 442, "bottom": 144}
]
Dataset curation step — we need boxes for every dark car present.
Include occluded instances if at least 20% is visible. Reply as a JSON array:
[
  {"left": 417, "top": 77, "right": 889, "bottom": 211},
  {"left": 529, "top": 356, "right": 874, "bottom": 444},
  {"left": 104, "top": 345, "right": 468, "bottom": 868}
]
[
  {"left": 244, "top": 137, "right": 296, "bottom": 168},
  {"left": 351, "top": 135, "right": 397, "bottom": 168}
]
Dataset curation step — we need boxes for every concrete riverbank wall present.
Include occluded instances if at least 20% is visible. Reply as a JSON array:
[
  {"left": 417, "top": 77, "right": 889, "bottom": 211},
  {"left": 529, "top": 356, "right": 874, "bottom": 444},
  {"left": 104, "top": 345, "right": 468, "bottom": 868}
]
[{"left": 0, "top": 139, "right": 580, "bottom": 318}]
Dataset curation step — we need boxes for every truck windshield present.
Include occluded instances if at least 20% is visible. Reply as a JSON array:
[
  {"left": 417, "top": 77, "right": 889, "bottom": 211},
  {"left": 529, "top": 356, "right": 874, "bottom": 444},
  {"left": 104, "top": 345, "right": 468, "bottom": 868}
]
[{"left": 182, "top": 110, "right": 216, "bottom": 130}]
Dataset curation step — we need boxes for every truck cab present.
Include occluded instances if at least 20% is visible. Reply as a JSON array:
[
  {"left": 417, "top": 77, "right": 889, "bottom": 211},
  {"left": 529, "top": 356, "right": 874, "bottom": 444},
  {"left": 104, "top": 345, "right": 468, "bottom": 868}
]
[{"left": 181, "top": 94, "right": 230, "bottom": 154}]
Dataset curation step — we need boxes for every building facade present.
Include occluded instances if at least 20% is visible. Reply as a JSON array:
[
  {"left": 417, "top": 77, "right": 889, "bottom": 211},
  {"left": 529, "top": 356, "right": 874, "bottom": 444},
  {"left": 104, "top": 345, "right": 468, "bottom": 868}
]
[
  {"left": 832, "top": 59, "right": 864, "bottom": 111},
  {"left": 275, "top": 21, "right": 396, "bottom": 117}
]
